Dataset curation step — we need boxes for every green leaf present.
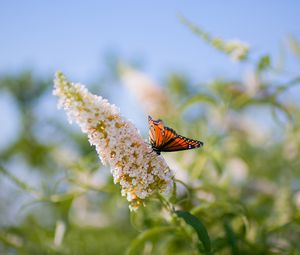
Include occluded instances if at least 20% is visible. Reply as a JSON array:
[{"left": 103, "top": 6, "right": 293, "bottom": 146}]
[
  {"left": 169, "top": 180, "right": 177, "bottom": 204},
  {"left": 176, "top": 210, "right": 212, "bottom": 254},
  {"left": 0, "top": 164, "right": 40, "bottom": 197},
  {"left": 126, "top": 226, "right": 177, "bottom": 255},
  {"left": 223, "top": 220, "right": 239, "bottom": 255},
  {"left": 257, "top": 55, "right": 271, "bottom": 72}
]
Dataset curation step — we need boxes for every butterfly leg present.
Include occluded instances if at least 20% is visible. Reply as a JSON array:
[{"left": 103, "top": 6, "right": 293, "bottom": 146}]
[{"left": 146, "top": 149, "right": 155, "bottom": 155}]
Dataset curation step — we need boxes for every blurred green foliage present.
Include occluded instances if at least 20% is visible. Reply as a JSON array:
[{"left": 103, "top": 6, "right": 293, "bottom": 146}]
[{"left": 1, "top": 23, "right": 300, "bottom": 255}]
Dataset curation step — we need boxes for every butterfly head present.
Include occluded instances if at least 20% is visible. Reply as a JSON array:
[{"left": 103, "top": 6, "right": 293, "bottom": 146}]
[
  {"left": 148, "top": 115, "right": 164, "bottom": 126},
  {"left": 152, "top": 147, "right": 161, "bottom": 155}
]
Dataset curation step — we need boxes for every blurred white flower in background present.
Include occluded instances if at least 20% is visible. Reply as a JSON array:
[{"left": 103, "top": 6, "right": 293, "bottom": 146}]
[
  {"left": 222, "top": 158, "right": 249, "bottom": 185},
  {"left": 53, "top": 72, "right": 174, "bottom": 210},
  {"left": 71, "top": 196, "right": 111, "bottom": 228},
  {"left": 244, "top": 71, "right": 260, "bottom": 97},
  {"left": 54, "top": 220, "right": 66, "bottom": 247},
  {"left": 118, "top": 64, "right": 173, "bottom": 117},
  {"left": 209, "top": 108, "right": 269, "bottom": 146},
  {"left": 294, "top": 191, "right": 300, "bottom": 208},
  {"left": 223, "top": 39, "right": 249, "bottom": 61}
]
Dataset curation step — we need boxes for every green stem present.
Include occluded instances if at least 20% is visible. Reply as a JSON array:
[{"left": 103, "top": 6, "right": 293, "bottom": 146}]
[{"left": 0, "top": 163, "right": 41, "bottom": 198}]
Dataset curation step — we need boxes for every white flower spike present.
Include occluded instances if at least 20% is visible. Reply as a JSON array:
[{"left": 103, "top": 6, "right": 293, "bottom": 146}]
[{"left": 53, "top": 72, "right": 174, "bottom": 210}]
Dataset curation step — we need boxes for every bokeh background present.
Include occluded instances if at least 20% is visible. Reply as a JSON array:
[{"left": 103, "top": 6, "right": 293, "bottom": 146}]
[{"left": 1, "top": 2, "right": 300, "bottom": 254}]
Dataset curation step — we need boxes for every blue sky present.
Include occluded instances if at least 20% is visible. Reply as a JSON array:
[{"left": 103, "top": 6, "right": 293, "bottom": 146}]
[{"left": 0, "top": 1, "right": 299, "bottom": 82}]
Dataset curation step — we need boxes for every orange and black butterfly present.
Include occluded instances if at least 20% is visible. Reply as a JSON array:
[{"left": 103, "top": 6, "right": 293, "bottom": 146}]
[{"left": 148, "top": 116, "right": 204, "bottom": 155}]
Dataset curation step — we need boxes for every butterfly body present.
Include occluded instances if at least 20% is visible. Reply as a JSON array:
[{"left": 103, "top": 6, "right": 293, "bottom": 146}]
[{"left": 148, "top": 116, "right": 203, "bottom": 155}]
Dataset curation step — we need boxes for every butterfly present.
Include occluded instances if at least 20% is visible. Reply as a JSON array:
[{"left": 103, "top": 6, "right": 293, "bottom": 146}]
[{"left": 148, "top": 115, "right": 204, "bottom": 155}]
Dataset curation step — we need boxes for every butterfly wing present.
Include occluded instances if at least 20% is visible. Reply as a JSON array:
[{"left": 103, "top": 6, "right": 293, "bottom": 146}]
[
  {"left": 148, "top": 116, "right": 165, "bottom": 148},
  {"left": 160, "top": 127, "right": 203, "bottom": 152},
  {"left": 148, "top": 115, "right": 204, "bottom": 153}
]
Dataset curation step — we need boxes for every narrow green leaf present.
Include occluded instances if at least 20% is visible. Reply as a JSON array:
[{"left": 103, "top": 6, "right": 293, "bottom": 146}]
[
  {"left": 181, "top": 94, "right": 216, "bottom": 112},
  {"left": 223, "top": 220, "right": 239, "bottom": 255},
  {"left": 169, "top": 180, "right": 177, "bottom": 204},
  {"left": 176, "top": 210, "right": 212, "bottom": 254},
  {"left": 0, "top": 164, "right": 40, "bottom": 197}
]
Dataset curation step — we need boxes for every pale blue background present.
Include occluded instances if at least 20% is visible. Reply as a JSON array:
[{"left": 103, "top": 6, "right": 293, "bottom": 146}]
[{"left": 0, "top": 1, "right": 299, "bottom": 81}]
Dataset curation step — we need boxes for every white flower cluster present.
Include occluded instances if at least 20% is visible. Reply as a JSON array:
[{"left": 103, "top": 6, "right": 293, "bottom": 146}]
[
  {"left": 53, "top": 72, "right": 174, "bottom": 210},
  {"left": 118, "top": 64, "right": 172, "bottom": 117},
  {"left": 224, "top": 39, "right": 249, "bottom": 61}
]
